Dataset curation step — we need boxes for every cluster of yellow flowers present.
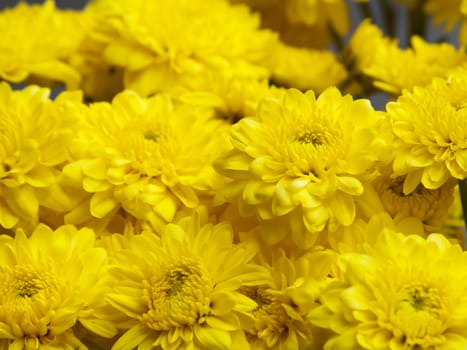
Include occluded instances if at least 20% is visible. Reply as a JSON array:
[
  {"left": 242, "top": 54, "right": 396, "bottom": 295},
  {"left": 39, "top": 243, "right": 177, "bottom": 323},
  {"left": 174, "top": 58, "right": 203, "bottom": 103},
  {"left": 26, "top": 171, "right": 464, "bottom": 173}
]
[{"left": 2, "top": 0, "right": 467, "bottom": 349}]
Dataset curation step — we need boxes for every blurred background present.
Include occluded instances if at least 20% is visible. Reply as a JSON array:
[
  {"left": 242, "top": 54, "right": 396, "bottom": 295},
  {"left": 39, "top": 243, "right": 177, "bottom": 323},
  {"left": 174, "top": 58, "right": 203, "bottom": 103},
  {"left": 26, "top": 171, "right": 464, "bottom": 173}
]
[
  {"left": 0, "top": 0, "right": 457, "bottom": 46},
  {"left": 1, "top": 0, "right": 87, "bottom": 9}
]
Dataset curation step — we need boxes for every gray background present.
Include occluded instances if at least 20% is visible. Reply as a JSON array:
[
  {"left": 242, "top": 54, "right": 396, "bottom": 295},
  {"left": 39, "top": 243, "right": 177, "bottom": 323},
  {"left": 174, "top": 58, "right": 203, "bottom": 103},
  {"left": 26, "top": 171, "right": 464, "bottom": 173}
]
[{"left": 0, "top": 0, "right": 88, "bottom": 9}]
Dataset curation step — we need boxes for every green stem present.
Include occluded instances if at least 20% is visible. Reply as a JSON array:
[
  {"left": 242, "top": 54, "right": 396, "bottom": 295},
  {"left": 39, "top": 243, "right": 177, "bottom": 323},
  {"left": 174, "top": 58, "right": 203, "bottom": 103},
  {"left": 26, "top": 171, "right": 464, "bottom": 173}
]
[
  {"left": 458, "top": 179, "right": 467, "bottom": 230},
  {"left": 357, "top": 2, "right": 372, "bottom": 21},
  {"left": 409, "top": 2, "right": 426, "bottom": 37}
]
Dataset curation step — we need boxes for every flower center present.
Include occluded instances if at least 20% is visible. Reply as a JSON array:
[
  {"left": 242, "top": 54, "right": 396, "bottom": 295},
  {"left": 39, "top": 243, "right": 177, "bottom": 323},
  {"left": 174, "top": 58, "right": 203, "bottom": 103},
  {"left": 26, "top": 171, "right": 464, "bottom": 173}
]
[
  {"left": 378, "top": 175, "right": 454, "bottom": 226},
  {"left": 240, "top": 285, "right": 290, "bottom": 345},
  {"left": 142, "top": 261, "right": 212, "bottom": 331},
  {"left": 295, "top": 131, "right": 325, "bottom": 146},
  {"left": 389, "top": 176, "right": 427, "bottom": 197},
  {"left": 0, "top": 265, "right": 62, "bottom": 339},
  {"left": 143, "top": 130, "right": 159, "bottom": 143},
  {"left": 7, "top": 266, "right": 46, "bottom": 299},
  {"left": 400, "top": 284, "right": 441, "bottom": 312},
  {"left": 393, "top": 283, "right": 448, "bottom": 348}
]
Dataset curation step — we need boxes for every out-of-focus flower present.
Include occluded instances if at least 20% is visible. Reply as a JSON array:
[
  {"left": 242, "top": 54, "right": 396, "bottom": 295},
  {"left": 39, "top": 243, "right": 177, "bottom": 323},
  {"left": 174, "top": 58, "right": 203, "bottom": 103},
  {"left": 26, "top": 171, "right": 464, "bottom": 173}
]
[
  {"left": 0, "top": 0, "right": 82, "bottom": 89},
  {"left": 0, "top": 83, "right": 80, "bottom": 231},
  {"left": 84, "top": 0, "right": 277, "bottom": 96},
  {"left": 106, "top": 217, "right": 268, "bottom": 350},
  {"left": 310, "top": 230, "right": 467, "bottom": 349},
  {"left": 0, "top": 224, "right": 116, "bottom": 348},
  {"left": 170, "top": 72, "right": 284, "bottom": 123},
  {"left": 240, "top": 248, "right": 335, "bottom": 349},
  {"left": 346, "top": 20, "right": 465, "bottom": 95},
  {"left": 63, "top": 90, "right": 230, "bottom": 233},
  {"left": 424, "top": 0, "right": 467, "bottom": 45},
  {"left": 265, "top": 42, "right": 348, "bottom": 93},
  {"left": 387, "top": 68, "right": 467, "bottom": 192},
  {"left": 372, "top": 171, "right": 456, "bottom": 236},
  {"left": 232, "top": 0, "right": 350, "bottom": 49},
  {"left": 215, "top": 88, "right": 385, "bottom": 248}
]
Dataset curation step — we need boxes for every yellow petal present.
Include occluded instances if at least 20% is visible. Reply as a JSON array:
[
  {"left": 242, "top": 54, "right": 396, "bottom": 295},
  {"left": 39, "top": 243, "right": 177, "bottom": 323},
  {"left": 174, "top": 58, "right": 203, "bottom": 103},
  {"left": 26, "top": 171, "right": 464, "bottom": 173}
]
[{"left": 90, "top": 191, "right": 119, "bottom": 218}]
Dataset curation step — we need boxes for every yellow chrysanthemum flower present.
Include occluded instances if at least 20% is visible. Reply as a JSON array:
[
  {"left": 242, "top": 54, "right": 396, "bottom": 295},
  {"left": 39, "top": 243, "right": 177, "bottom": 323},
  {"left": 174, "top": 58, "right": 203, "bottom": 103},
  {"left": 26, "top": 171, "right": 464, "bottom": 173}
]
[
  {"left": 63, "top": 90, "right": 230, "bottom": 233},
  {"left": 387, "top": 68, "right": 467, "bottom": 192},
  {"left": 171, "top": 71, "right": 284, "bottom": 123},
  {"left": 240, "top": 248, "right": 335, "bottom": 349},
  {"left": 367, "top": 37, "right": 465, "bottom": 95},
  {"left": 0, "top": 82, "right": 80, "bottom": 230},
  {"left": 265, "top": 42, "right": 348, "bottom": 93},
  {"left": 85, "top": 0, "right": 277, "bottom": 97},
  {"left": 106, "top": 217, "right": 268, "bottom": 350},
  {"left": 346, "top": 20, "right": 465, "bottom": 95},
  {"left": 0, "top": 0, "right": 82, "bottom": 88},
  {"left": 423, "top": 0, "right": 467, "bottom": 45},
  {"left": 231, "top": 0, "right": 350, "bottom": 49},
  {"left": 0, "top": 224, "right": 116, "bottom": 349},
  {"left": 215, "top": 87, "right": 384, "bottom": 247},
  {"left": 69, "top": 3, "right": 125, "bottom": 102},
  {"left": 310, "top": 230, "right": 467, "bottom": 349},
  {"left": 372, "top": 172, "right": 456, "bottom": 236}
]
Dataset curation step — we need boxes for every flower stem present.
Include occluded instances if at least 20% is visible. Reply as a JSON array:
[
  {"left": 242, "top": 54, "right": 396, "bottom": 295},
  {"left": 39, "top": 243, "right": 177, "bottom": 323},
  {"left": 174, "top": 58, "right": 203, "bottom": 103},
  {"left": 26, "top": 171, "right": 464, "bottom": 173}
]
[{"left": 458, "top": 179, "right": 467, "bottom": 230}]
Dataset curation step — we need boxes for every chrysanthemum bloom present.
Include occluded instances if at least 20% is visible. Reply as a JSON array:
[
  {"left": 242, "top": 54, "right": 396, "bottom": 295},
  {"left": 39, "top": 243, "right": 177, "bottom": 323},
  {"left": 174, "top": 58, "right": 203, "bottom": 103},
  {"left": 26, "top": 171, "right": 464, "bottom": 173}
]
[
  {"left": 424, "top": 0, "right": 467, "bottom": 45},
  {"left": 0, "top": 83, "right": 80, "bottom": 231},
  {"left": 84, "top": 0, "right": 277, "bottom": 96},
  {"left": 69, "top": 3, "right": 125, "bottom": 102},
  {"left": 309, "top": 230, "right": 467, "bottom": 349},
  {"left": 0, "top": 0, "right": 82, "bottom": 88},
  {"left": 0, "top": 224, "right": 116, "bottom": 348},
  {"left": 372, "top": 171, "right": 456, "bottom": 236},
  {"left": 387, "top": 69, "right": 467, "bottom": 192},
  {"left": 240, "top": 248, "right": 335, "bottom": 349},
  {"left": 171, "top": 71, "right": 283, "bottom": 123},
  {"left": 106, "top": 217, "right": 268, "bottom": 350},
  {"left": 364, "top": 36, "right": 465, "bottom": 96},
  {"left": 231, "top": 0, "right": 350, "bottom": 49},
  {"left": 215, "top": 88, "right": 385, "bottom": 247},
  {"left": 345, "top": 20, "right": 465, "bottom": 95},
  {"left": 63, "top": 90, "right": 230, "bottom": 232},
  {"left": 264, "top": 42, "right": 348, "bottom": 93}
]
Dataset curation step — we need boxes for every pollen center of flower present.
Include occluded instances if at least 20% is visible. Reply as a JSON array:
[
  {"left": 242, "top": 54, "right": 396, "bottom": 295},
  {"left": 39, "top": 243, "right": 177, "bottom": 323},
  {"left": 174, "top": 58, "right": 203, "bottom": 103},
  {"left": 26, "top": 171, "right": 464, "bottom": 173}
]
[
  {"left": 295, "top": 131, "right": 325, "bottom": 146},
  {"left": 378, "top": 175, "right": 453, "bottom": 224},
  {"left": 0, "top": 264, "right": 61, "bottom": 339},
  {"left": 240, "top": 285, "right": 290, "bottom": 345},
  {"left": 142, "top": 261, "right": 212, "bottom": 331},
  {"left": 389, "top": 176, "right": 427, "bottom": 197},
  {"left": 9, "top": 266, "right": 45, "bottom": 299},
  {"left": 143, "top": 130, "right": 159, "bottom": 142},
  {"left": 393, "top": 283, "right": 447, "bottom": 346},
  {"left": 401, "top": 284, "right": 441, "bottom": 311}
]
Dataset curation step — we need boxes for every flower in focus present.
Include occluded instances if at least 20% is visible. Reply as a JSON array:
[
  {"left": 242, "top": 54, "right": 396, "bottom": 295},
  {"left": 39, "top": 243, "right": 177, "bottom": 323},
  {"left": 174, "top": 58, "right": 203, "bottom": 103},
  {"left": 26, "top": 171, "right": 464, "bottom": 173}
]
[
  {"left": 387, "top": 68, "right": 467, "bottom": 192},
  {"left": 0, "top": 224, "right": 115, "bottom": 349},
  {"left": 85, "top": 0, "right": 277, "bottom": 96},
  {"left": 0, "top": 0, "right": 82, "bottom": 88},
  {"left": 106, "top": 217, "right": 268, "bottom": 350},
  {"left": 0, "top": 82, "right": 80, "bottom": 231},
  {"left": 215, "top": 87, "right": 385, "bottom": 248},
  {"left": 310, "top": 230, "right": 467, "bottom": 349},
  {"left": 63, "top": 90, "right": 230, "bottom": 232}
]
